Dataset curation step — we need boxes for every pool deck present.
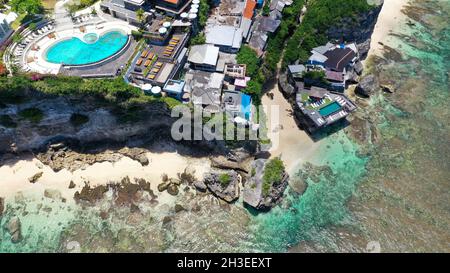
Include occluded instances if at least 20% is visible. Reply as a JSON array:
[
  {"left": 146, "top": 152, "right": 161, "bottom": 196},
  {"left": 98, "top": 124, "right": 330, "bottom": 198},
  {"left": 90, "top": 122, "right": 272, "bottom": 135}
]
[
  {"left": 60, "top": 38, "right": 138, "bottom": 78},
  {"left": 23, "top": 21, "right": 137, "bottom": 75}
]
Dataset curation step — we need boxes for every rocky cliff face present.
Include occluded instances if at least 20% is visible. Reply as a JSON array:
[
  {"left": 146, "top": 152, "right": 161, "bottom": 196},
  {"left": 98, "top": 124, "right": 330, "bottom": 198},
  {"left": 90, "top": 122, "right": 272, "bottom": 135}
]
[
  {"left": 0, "top": 97, "right": 174, "bottom": 154},
  {"left": 327, "top": 2, "right": 384, "bottom": 58},
  {"left": 327, "top": 3, "right": 383, "bottom": 43}
]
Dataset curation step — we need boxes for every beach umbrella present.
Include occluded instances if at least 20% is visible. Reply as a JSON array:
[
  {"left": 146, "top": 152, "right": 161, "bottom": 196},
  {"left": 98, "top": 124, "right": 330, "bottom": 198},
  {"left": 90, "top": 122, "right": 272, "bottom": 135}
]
[
  {"left": 151, "top": 86, "right": 162, "bottom": 96},
  {"left": 192, "top": 0, "right": 200, "bottom": 4},
  {"left": 163, "top": 21, "right": 171, "bottom": 28},
  {"left": 159, "top": 27, "right": 167, "bottom": 34},
  {"left": 141, "top": 83, "right": 152, "bottom": 92}
]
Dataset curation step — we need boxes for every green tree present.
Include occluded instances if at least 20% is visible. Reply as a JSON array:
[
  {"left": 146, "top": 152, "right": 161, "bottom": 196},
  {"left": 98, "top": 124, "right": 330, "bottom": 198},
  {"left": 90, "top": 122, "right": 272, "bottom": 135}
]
[
  {"left": 10, "top": 0, "right": 44, "bottom": 15},
  {"left": 136, "top": 8, "right": 145, "bottom": 26}
]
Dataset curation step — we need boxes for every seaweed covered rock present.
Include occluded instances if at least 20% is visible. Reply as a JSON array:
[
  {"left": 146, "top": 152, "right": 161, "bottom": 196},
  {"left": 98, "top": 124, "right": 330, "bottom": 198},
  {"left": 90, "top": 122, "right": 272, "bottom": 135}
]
[
  {"left": 243, "top": 158, "right": 289, "bottom": 210},
  {"left": 6, "top": 216, "right": 22, "bottom": 243},
  {"left": 356, "top": 74, "right": 379, "bottom": 97},
  {"left": 0, "top": 197, "right": 4, "bottom": 216},
  {"left": 203, "top": 171, "right": 240, "bottom": 203}
]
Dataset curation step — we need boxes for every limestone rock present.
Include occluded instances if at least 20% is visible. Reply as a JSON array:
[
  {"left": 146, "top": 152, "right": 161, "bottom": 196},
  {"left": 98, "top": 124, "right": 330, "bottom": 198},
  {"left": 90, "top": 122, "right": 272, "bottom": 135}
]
[
  {"left": 68, "top": 180, "right": 76, "bottom": 189},
  {"left": 243, "top": 159, "right": 289, "bottom": 210},
  {"left": 44, "top": 189, "right": 62, "bottom": 200},
  {"left": 28, "top": 172, "right": 43, "bottom": 183},
  {"left": 0, "top": 197, "right": 4, "bottom": 216},
  {"left": 193, "top": 180, "right": 207, "bottom": 192},
  {"left": 167, "top": 183, "right": 179, "bottom": 196},
  {"left": 174, "top": 204, "right": 185, "bottom": 213},
  {"left": 157, "top": 181, "right": 170, "bottom": 192},
  {"left": 7, "top": 217, "right": 22, "bottom": 243},
  {"left": 355, "top": 74, "right": 379, "bottom": 97},
  {"left": 203, "top": 171, "right": 240, "bottom": 203}
]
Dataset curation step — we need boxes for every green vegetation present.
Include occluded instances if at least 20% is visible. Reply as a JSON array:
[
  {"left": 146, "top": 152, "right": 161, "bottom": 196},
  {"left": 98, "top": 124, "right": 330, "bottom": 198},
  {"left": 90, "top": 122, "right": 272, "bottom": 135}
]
[
  {"left": 262, "top": 0, "right": 271, "bottom": 16},
  {"left": 283, "top": 0, "right": 373, "bottom": 65},
  {"left": 131, "top": 30, "right": 144, "bottom": 41},
  {"left": 198, "top": 0, "right": 211, "bottom": 27},
  {"left": 237, "top": 45, "right": 260, "bottom": 78},
  {"left": 70, "top": 113, "right": 89, "bottom": 127},
  {"left": 19, "top": 107, "right": 44, "bottom": 123},
  {"left": 190, "top": 33, "right": 206, "bottom": 46},
  {"left": 0, "top": 115, "right": 17, "bottom": 128},
  {"left": 10, "top": 0, "right": 44, "bottom": 14},
  {"left": 262, "top": 158, "right": 285, "bottom": 196},
  {"left": 219, "top": 173, "right": 231, "bottom": 187},
  {"left": 0, "top": 75, "right": 180, "bottom": 123},
  {"left": 303, "top": 70, "right": 328, "bottom": 83},
  {"left": 262, "top": 0, "right": 306, "bottom": 76},
  {"left": 66, "top": 0, "right": 97, "bottom": 13},
  {"left": 236, "top": 46, "right": 265, "bottom": 103}
]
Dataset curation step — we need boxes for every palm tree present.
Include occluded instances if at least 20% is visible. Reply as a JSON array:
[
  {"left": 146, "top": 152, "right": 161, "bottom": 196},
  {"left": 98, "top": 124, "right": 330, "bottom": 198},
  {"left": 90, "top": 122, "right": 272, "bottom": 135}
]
[{"left": 136, "top": 8, "right": 145, "bottom": 27}]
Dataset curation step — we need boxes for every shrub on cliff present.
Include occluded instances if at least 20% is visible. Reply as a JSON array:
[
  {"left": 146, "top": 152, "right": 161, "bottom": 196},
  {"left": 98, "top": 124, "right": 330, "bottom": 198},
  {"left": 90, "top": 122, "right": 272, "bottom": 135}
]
[
  {"left": 70, "top": 113, "right": 89, "bottom": 127},
  {"left": 219, "top": 173, "right": 231, "bottom": 187},
  {"left": 262, "top": 158, "right": 285, "bottom": 196},
  {"left": 0, "top": 115, "right": 17, "bottom": 128},
  {"left": 19, "top": 107, "right": 44, "bottom": 123}
]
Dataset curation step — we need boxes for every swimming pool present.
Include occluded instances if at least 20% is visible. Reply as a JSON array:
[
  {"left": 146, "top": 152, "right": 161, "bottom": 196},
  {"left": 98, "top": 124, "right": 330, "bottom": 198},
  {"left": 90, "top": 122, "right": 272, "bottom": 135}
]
[
  {"left": 319, "top": 101, "right": 342, "bottom": 116},
  {"left": 45, "top": 31, "right": 128, "bottom": 66},
  {"left": 241, "top": 93, "right": 252, "bottom": 120}
]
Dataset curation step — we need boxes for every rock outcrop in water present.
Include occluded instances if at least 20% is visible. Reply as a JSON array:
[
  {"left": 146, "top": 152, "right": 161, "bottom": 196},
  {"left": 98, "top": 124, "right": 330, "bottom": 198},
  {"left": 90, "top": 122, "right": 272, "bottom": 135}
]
[
  {"left": 356, "top": 74, "right": 380, "bottom": 97},
  {"left": 6, "top": 217, "right": 22, "bottom": 243},
  {"left": 243, "top": 159, "right": 289, "bottom": 210},
  {"left": 203, "top": 171, "right": 240, "bottom": 203},
  {"left": 0, "top": 197, "right": 4, "bottom": 217}
]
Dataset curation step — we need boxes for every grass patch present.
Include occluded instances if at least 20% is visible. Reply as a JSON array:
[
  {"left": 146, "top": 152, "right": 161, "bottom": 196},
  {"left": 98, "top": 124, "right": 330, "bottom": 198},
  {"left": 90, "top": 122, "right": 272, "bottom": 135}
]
[
  {"left": 0, "top": 115, "right": 17, "bottom": 128},
  {"left": 262, "top": 158, "right": 285, "bottom": 196},
  {"left": 219, "top": 173, "right": 231, "bottom": 187},
  {"left": 18, "top": 107, "right": 44, "bottom": 123},
  {"left": 70, "top": 113, "right": 89, "bottom": 127}
]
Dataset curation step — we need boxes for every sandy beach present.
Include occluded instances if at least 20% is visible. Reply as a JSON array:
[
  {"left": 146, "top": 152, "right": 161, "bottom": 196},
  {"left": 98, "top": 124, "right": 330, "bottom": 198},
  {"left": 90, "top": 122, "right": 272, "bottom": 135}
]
[
  {"left": 0, "top": 151, "right": 211, "bottom": 202},
  {"left": 367, "top": 0, "right": 410, "bottom": 57},
  {"left": 262, "top": 84, "right": 322, "bottom": 175}
]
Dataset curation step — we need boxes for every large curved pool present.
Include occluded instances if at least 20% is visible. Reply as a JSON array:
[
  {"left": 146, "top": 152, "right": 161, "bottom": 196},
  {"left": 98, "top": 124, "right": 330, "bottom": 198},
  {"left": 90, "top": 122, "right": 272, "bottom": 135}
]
[{"left": 45, "top": 31, "right": 128, "bottom": 66}]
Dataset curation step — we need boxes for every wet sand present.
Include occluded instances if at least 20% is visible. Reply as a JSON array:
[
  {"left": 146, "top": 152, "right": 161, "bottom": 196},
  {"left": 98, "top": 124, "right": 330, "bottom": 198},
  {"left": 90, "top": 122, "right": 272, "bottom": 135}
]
[
  {"left": 262, "top": 84, "right": 322, "bottom": 175},
  {"left": 367, "top": 0, "right": 410, "bottom": 57},
  {"left": 0, "top": 151, "right": 210, "bottom": 202}
]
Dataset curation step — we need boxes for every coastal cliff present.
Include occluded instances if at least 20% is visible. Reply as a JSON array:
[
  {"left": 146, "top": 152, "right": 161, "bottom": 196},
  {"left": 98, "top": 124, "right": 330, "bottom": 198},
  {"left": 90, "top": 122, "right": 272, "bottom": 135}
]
[{"left": 0, "top": 96, "right": 173, "bottom": 154}]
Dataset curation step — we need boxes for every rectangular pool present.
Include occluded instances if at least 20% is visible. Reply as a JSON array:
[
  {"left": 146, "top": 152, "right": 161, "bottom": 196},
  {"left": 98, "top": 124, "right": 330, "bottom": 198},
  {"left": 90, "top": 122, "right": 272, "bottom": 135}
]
[{"left": 319, "top": 101, "right": 342, "bottom": 116}]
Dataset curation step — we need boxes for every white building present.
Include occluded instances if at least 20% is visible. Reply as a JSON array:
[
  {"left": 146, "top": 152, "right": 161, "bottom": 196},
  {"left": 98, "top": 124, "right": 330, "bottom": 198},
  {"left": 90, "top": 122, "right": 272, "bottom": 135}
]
[
  {"left": 187, "top": 44, "right": 220, "bottom": 72},
  {"left": 205, "top": 25, "right": 243, "bottom": 54}
]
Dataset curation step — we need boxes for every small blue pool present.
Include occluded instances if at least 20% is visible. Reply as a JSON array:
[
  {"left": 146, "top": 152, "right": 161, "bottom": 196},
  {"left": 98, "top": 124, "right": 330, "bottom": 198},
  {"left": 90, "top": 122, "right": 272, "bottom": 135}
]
[
  {"left": 319, "top": 102, "right": 342, "bottom": 116},
  {"left": 241, "top": 93, "right": 252, "bottom": 120},
  {"left": 45, "top": 31, "right": 128, "bottom": 66}
]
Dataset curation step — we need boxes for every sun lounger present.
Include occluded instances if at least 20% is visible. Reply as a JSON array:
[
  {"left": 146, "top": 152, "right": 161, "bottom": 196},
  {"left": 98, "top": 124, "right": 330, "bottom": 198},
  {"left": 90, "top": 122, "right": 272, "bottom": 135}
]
[
  {"left": 155, "top": 62, "right": 163, "bottom": 67},
  {"left": 141, "top": 50, "right": 148, "bottom": 58},
  {"left": 172, "top": 37, "right": 180, "bottom": 41},
  {"left": 151, "top": 68, "right": 159, "bottom": 73},
  {"left": 147, "top": 74, "right": 156, "bottom": 80},
  {"left": 136, "top": 58, "right": 143, "bottom": 66},
  {"left": 144, "top": 60, "right": 151, "bottom": 67},
  {"left": 148, "top": 52, "right": 154, "bottom": 59},
  {"left": 169, "top": 41, "right": 177, "bottom": 46}
]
